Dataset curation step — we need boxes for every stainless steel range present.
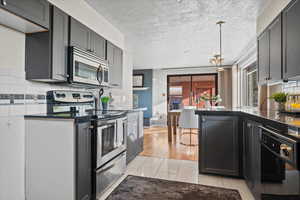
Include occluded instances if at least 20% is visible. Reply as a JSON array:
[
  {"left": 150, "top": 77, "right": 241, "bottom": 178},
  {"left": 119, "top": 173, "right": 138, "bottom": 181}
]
[{"left": 92, "top": 111, "right": 128, "bottom": 198}]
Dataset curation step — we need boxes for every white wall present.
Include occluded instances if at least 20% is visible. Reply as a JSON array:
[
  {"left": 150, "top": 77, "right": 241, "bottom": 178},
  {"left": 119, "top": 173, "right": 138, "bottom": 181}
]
[
  {"left": 152, "top": 67, "right": 218, "bottom": 125},
  {"left": 0, "top": 0, "right": 132, "bottom": 199},
  {"left": 257, "top": 0, "right": 292, "bottom": 35}
]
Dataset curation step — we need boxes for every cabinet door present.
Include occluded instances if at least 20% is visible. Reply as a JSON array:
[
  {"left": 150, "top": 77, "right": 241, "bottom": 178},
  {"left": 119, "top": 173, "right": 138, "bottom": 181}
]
[
  {"left": 110, "top": 46, "right": 123, "bottom": 87},
  {"left": 76, "top": 122, "right": 92, "bottom": 200},
  {"left": 251, "top": 122, "right": 261, "bottom": 199},
  {"left": 51, "top": 6, "right": 69, "bottom": 81},
  {"left": 137, "top": 111, "right": 144, "bottom": 154},
  {"left": 106, "top": 41, "right": 114, "bottom": 66},
  {"left": 0, "top": 0, "right": 49, "bottom": 28},
  {"left": 258, "top": 30, "right": 270, "bottom": 84},
  {"left": 200, "top": 115, "right": 239, "bottom": 176},
  {"left": 283, "top": 0, "right": 300, "bottom": 80},
  {"left": 70, "top": 18, "right": 91, "bottom": 51},
  {"left": 269, "top": 15, "right": 282, "bottom": 81},
  {"left": 91, "top": 32, "right": 105, "bottom": 59},
  {"left": 243, "top": 120, "right": 261, "bottom": 199},
  {"left": 126, "top": 112, "right": 139, "bottom": 164},
  {"left": 243, "top": 121, "right": 253, "bottom": 187}
]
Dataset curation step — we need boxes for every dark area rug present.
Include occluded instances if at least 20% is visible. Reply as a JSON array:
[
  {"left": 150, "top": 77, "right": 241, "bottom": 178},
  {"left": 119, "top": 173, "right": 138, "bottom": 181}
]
[{"left": 105, "top": 175, "right": 242, "bottom": 200}]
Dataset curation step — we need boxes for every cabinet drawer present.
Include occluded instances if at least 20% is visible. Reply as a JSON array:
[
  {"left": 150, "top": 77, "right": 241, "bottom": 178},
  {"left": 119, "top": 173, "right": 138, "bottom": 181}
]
[{"left": 96, "top": 152, "right": 126, "bottom": 197}]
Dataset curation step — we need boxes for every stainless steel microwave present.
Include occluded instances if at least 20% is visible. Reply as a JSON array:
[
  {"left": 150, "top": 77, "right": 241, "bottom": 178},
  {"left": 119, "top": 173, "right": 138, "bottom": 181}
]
[{"left": 69, "top": 47, "right": 109, "bottom": 87}]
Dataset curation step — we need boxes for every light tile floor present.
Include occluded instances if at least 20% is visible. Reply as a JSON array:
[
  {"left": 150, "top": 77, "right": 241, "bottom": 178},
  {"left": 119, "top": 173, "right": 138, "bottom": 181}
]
[{"left": 98, "top": 156, "right": 255, "bottom": 200}]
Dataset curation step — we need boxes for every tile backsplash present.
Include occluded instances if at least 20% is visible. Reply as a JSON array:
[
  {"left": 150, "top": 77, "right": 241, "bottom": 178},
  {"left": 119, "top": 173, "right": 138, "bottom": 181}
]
[{"left": 283, "top": 81, "right": 300, "bottom": 93}]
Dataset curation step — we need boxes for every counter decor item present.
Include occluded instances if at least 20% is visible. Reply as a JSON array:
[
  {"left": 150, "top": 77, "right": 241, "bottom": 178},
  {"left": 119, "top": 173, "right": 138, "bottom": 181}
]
[
  {"left": 101, "top": 96, "right": 110, "bottom": 110},
  {"left": 269, "top": 92, "right": 287, "bottom": 112},
  {"left": 197, "top": 92, "right": 222, "bottom": 108},
  {"left": 285, "top": 93, "right": 300, "bottom": 113}
]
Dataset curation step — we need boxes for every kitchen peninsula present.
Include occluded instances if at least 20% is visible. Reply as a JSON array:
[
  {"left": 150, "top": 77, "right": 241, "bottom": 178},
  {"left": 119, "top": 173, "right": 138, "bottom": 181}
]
[{"left": 196, "top": 108, "right": 300, "bottom": 199}]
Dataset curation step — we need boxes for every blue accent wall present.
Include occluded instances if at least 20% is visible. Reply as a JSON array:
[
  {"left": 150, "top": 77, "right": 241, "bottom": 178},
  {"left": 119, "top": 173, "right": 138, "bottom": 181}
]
[{"left": 133, "top": 69, "right": 153, "bottom": 119}]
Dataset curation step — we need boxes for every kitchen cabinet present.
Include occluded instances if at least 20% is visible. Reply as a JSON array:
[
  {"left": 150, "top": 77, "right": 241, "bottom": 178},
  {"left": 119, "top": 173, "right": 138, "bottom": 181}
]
[
  {"left": 76, "top": 122, "right": 92, "bottom": 200},
  {"left": 258, "top": 30, "right": 270, "bottom": 84},
  {"left": 25, "top": 5, "right": 69, "bottom": 82},
  {"left": 283, "top": 0, "right": 300, "bottom": 80},
  {"left": 126, "top": 111, "right": 144, "bottom": 164},
  {"left": 70, "top": 18, "right": 91, "bottom": 51},
  {"left": 70, "top": 18, "right": 106, "bottom": 60},
  {"left": 91, "top": 32, "right": 106, "bottom": 59},
  {"left": 257, "top": 15, "right": 282, "bottom": 84},
  {"left": 106, "top": 41, "right": 123, "bottom": 87},
  {"left": 0, "top": 0, "right": 49, "bottom": 29},
  {"left": 200, "top": 115, "right": 240, "bottom": 177},
  {"left": 269, "top": 15, "right": 282, "bottom": 81},
  {"left": 243, "top": 120, "right": 261, "bottom": 199}
]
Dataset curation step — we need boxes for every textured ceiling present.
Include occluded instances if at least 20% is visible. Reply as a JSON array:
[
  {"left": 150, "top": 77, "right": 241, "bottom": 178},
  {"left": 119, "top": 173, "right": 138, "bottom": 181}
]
[{"left": 85, "top": 0, "right": 270, "bottom": 69}]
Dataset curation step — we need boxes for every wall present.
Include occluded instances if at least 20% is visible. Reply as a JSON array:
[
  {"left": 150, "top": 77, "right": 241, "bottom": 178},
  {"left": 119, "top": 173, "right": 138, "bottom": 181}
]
[
  {"left": 133, "top": 69, "right": 153, "bottom": 125},
  {"left": 257, "top": 0, "right": 292, "bottom": 35},
  {"left": 152, "top": 67, "right": 218, "bottom": 125},
  {"left": 0, "top": 0, "right": 132, "bottom": 199}
]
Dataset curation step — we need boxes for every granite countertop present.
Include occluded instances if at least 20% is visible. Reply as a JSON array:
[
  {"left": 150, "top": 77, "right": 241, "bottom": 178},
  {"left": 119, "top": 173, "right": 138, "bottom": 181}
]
[{"left": 195, "top": 107, "right": 300, "bottom": 129}]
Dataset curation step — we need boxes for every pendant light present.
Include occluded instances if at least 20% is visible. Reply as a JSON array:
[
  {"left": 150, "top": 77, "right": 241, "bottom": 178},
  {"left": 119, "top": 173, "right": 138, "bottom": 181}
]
[{"left": 209, "top": 21, "right": 225, "bottom": 72}]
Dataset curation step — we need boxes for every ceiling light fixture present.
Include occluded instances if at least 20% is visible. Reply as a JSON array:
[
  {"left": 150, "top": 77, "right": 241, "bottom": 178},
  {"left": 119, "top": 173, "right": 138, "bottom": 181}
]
[{"left": 209, "top": 21, "right": 226, "bottom": 72}]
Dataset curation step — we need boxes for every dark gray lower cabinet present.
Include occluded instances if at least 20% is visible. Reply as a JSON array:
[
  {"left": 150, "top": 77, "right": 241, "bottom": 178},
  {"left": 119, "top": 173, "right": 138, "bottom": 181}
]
[
  {"left": 200, "top": 115, "right": 240, "bottom": 176},
  {"left": 127, "top": 111, "right": 144, "bottom": 164},
  {"left": 243, "top": 120, "right": 261, "bottom": 199},
  {"left": 76, "top": 122, "right": 92, "bottom": 200},
  {"left": 25, "top": 5, "right": 69, "bottom": 82}
]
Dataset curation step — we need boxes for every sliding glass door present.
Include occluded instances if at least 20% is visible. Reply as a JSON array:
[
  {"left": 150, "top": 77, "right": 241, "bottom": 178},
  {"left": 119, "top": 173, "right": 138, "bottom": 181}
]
[{"left": 167, "top": 74, "right": 218, "bottom": 110}]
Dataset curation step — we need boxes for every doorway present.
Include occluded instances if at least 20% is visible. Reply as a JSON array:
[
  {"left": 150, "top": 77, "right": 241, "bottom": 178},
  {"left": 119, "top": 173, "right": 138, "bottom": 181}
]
[
  {"left": 140, "top": 73, "right": 218, "bottom": 161},
  {"left": 167, "top": 74, "right": 218, "bottom": 110}
]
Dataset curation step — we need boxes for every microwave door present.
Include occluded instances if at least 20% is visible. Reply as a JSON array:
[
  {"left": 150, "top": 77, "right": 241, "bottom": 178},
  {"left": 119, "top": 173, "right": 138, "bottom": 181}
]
[{"left": 73, "top": 54, "right": 100, "bottom": 85}]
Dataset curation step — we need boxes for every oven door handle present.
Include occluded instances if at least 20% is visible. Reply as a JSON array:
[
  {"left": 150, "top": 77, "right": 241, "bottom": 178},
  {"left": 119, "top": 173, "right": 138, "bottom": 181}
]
[{"left": 258, "top": 126, "right": 296, "bottom": 143}]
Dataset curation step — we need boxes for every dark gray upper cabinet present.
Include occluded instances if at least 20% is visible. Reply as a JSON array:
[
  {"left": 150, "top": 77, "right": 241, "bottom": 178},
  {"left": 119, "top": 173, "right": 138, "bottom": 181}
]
[
  {"left": 91, "top": 32, "right": 105, "bottom": 59},
  {"left": 269, "top": 15, "right": 282, "bottom": 81},
  {"left": 106, "top": 41, "right": 123, "bottom": 87},
  {"left": 0, "top": 0, "right": 49, "bottom": 28},
  {"left": 70, "top": 18, "right": 106, "bottom": 60},
  {"left": 25, "top": 6, "right": 69, "bottom": 82},
  {"left": 200, "top": 115, "right": 240, "bottom": 177},
  {"left": 70, "top": 18, "right": 91, "bottom": 51},
  {"left": 51, "top": 6, "right": 69, "bottom": 81},
  {"left": 106, "top": 41, "right": 115, "bottom": 66},
  {"left": 258, "top": 30, "right": 270, "bottom": 84},
  {"left": 283, "top": 0, "right": 300, "bottom": 80},
  {"left": 76, "top": 121, "right": 92, "bottom": 200}
]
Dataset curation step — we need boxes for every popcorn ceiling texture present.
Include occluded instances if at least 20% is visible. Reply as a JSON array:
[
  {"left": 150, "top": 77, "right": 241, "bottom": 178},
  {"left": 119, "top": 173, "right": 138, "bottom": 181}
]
[{"left": 85, "top": 0, "right": 270, "bottom": 69}]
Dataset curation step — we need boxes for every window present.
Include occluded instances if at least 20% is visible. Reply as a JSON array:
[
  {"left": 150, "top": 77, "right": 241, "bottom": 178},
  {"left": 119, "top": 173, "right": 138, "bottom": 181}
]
[{"left": 243, "top": 63, "right": 258, "bottom": 107}]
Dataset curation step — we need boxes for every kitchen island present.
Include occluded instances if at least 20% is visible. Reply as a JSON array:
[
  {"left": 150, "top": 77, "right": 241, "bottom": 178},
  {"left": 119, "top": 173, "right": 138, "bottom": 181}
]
[{"left": 196, "top": 108, "right": 300, "bottom": 200}]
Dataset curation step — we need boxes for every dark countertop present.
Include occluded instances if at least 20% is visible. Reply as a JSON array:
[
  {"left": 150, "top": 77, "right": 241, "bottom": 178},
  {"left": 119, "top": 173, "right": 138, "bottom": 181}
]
[{"left": 195, "top": 107, "right": 300, "bottom": 139}]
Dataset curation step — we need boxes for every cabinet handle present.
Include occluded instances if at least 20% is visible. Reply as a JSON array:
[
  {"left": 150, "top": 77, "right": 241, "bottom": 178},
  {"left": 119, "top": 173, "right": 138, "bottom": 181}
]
[{"left": 2, "top": 0, "right": 7, "bottom": 6}]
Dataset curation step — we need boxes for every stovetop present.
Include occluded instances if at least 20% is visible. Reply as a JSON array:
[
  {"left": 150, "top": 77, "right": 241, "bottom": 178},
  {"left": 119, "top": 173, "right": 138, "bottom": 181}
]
[{"left": 24, "top": 109, "right": 128, "bottom": 121}]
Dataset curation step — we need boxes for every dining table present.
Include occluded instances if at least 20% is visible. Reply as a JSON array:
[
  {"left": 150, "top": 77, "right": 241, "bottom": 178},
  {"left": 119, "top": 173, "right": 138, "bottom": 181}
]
[{"left": 167, "top": 109, "right": 181, "bottom": 142}]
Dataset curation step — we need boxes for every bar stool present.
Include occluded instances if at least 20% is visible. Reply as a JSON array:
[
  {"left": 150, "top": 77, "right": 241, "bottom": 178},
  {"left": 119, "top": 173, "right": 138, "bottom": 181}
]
[{"left": 178, "top": 108, "right": 198, "bottom": 146}]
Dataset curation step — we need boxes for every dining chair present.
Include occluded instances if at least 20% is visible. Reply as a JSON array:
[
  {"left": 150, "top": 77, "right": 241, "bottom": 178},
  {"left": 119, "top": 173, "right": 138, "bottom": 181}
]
[{"left": 178, "top": 108, "right": 198, "bottom": 146}]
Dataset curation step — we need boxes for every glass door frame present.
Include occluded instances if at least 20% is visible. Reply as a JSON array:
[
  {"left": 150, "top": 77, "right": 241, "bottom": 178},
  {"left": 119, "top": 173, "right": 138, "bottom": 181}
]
[{"left": 167, "top": 73, "right": 218, "bottom": 111}]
